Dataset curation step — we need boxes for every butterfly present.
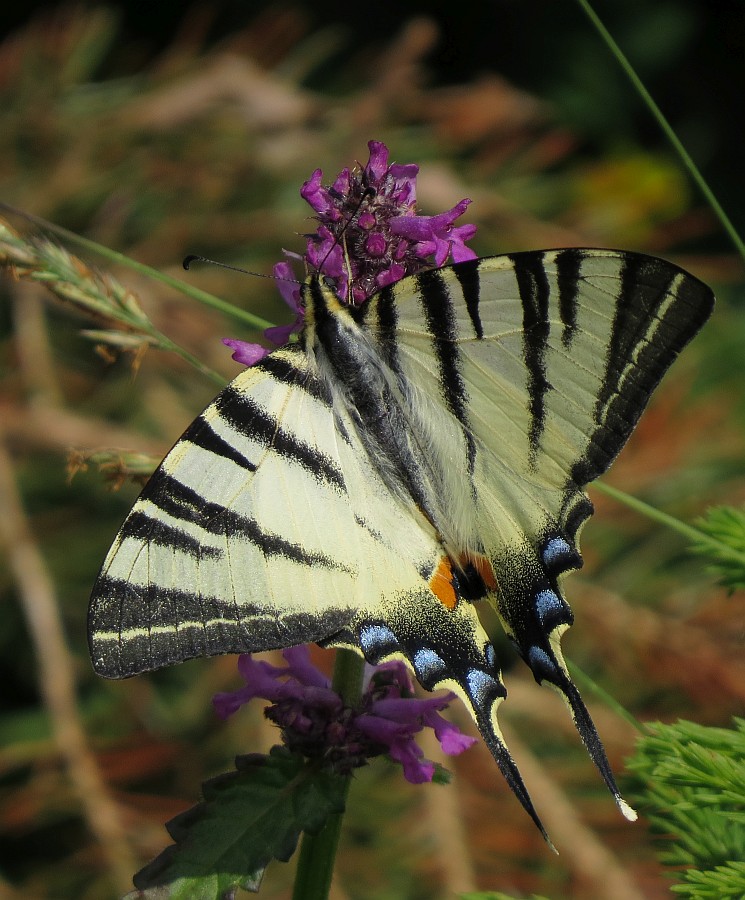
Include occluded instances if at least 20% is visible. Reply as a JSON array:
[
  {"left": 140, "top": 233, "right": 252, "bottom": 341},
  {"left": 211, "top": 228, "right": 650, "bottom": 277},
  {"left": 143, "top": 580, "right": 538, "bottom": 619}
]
[{"left": 89, "top": 248, "right": 713, "bottom": 833}]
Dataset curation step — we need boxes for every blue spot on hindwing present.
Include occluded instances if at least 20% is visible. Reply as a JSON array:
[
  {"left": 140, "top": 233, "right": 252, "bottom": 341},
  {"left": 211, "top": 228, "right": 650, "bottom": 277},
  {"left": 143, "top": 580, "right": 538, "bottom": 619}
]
[
  {"left": 359, "top": 624, "right": 398, "bottom": 659},
  {"left": 484, "top": 643, "right": 497, "bottom": 670},
  {"left": 535, "top": 589, "right": 564, "bottom": 626},
  {"left": 542, "top": 536, "right": 574, "bottom": 569},
  {"left": 413, "top": 648, "right": 447, "bottom": 682},
  {"left": 527, "top": 646, "right": 558, "bottom": 682},
  {"left": 466, "top": 668, "right": 504, "bottom": 705}
]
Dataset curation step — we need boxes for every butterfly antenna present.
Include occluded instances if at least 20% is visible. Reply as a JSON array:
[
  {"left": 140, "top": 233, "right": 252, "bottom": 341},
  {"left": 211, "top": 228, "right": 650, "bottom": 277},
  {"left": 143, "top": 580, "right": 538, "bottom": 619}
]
[
  {"left": 314, "top": 186, "right": 376, "bottom": 293},
  {"left": 182, "top": 254, "right": 300, "bottom": 285}
]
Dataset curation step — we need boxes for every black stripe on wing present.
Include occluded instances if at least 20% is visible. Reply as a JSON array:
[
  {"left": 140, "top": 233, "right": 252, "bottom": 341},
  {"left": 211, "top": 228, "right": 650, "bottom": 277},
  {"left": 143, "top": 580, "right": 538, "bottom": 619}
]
[
  {"left": 309, "top": 278, "right": 437, "bottom": 518},
  {"left": 555, "top": 248, "right": 583, "bottom": 349},
  {"left": 185, "top": 417, "right": 258, "bottom": 472},
  {"left": 119, "top": 511, "right": 223, "bottom": 559},
  {"left": 511, "top": 251, "right": 553, "bottom": 467},
  {"left": 453, "top": 257, "right": 484, "bottom": 339},
  {"left": 571, "top": 253, "right": 714, "bottom": 485},
  {"left": 360, "top": 283, "right": 401, "bottom": 373},
  {"left": 134, "top": 472, "right": 355, "bottom": 572},
  {"left": 89, "top": 576, "right": 355, "bottom": 677},
  {"left": 255, "top": 348, "right": 334, "bottom": 407},
  {"left": 415, "top": 268, "right": 477, "bottom": 475},
  {"left": 214, "top": 387, "right": 346, "bottom": 490}
]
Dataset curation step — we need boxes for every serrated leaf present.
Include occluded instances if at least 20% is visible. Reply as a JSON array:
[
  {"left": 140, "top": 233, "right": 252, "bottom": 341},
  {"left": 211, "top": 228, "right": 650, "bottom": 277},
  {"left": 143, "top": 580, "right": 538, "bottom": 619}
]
[{"left": 129, "top": 748, "right": 348, "bottom": 900}]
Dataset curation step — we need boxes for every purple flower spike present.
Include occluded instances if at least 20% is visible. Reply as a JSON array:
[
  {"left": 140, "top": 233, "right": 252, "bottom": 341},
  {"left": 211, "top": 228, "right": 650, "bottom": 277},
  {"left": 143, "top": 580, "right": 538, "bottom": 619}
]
[
  {"left": 214, "top": 647, "right": 475, "bottom": 783},
  {"left": 225, "top": 140, "right": 477, "bottom": 367}
]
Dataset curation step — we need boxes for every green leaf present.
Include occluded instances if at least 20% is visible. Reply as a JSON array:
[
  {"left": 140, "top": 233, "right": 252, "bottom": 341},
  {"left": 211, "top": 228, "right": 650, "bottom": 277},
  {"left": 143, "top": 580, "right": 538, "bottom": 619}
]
[
  {"left": 671, "top": 861, "right": 745, "bottom": 899},
  {"left": 126, "top": 748, "right": 348, "bottom": 900},
  {"left": 690, "top": 506, "right": 745, "bottom": 592}
]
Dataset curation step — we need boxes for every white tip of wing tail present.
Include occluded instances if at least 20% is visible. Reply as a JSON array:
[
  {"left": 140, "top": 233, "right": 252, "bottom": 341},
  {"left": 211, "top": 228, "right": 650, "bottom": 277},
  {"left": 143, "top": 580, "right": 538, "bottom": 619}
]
[{"left": 617, "top": 795, "right": 638, "bottom": 822}]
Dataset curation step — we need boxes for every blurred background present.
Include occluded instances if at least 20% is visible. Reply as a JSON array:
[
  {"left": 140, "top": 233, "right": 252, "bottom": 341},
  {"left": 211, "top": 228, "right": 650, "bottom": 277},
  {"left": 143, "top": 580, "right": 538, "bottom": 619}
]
[{"left": 0, "top": 2, "right": 743, "bottom": 898}]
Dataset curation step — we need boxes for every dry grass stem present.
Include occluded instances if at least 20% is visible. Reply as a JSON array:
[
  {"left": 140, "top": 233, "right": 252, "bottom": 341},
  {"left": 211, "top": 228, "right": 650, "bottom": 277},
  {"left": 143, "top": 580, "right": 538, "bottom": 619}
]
[
  {"left": 0, "top": 430, "right": 137, "bottom": 892},
  {"left": 0, "top": 216, "right": 149, "bottom": 330},
  {"left": 418, "top": 725, "right": 478, "bottom": 894}
]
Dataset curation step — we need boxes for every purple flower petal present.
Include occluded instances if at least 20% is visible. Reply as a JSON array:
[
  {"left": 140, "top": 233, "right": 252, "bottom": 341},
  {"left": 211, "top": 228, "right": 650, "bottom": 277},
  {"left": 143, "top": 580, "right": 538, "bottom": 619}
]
[
  {"left": 214, "top": 645, "right": 475, "bottom": 784},
  {"left": 264, "top": 322, "right": 300, "bottom": 346},
  {"left": 281, "top": 645, "right": 331, "bottom": 689},
  {"left": 423, "top": 709, "right": 478, "bottom": 755},
  {"left": 389, "top": 198, "right": 474, "bottom": 268},
  {"left": 365, "top": 140, "right": 390, "bottom": 181},
  {"left": 221, "top": 338, "right": 269, "bottom": 366},
  {"left": 375, "top": 263, "right": 406, "bottom": 289},
  {"left": 213, "top": 685, "right": 257, "bottom": 719},
  {"left": 387, "top": 738, "right": 436, "bottom": 784},
  {"left": 374, "top": 659, "right": 416, "bottom": 693},
  {"left": 389, "top": 162, "right": 419, "bottom": 186},
  {"left": 364, "top": 232, "right": 387, "bottom": 258},
  {"left": 291, "top": 142, "right": 476, "bottom": 304},
  {"left": 449, "top": 227, "right": 479, "bottom": 262},
  {"left": 273, "top": 261, "right": 303, "bottom": 315},
  {"left": 300, "top": 168, "right": 327, "bottom": 214}
]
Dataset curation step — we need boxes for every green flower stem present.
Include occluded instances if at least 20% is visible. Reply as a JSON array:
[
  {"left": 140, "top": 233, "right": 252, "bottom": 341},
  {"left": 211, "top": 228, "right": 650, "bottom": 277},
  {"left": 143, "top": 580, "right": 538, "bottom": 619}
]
[
  {"left": 149, "top": 329, "right": 227, "bottom": 387},
  {"left": 329, "top": 646, "right": 366, "bottom": 704},
  {"left": 594, "top": 481, "right": 745, "bottom": 567},
  {"left": 568, "top": 659, "right": 647, "bottom": 734},
  {"left": 574, "top": 0, "right": 745, "bottom": 264},
  {"left": 0, "top": 202, "right": 275, "bottom": 330},
  {"left": 292, "top": 650, "right": 365, "bottom": 900}
]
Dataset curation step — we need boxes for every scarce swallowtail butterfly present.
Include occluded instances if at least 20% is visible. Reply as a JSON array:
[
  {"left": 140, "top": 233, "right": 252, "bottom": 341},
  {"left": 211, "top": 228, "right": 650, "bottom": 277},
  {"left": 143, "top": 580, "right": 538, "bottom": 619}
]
[{"left": 89, "top": 248, "right": 713, "bottom": 832}]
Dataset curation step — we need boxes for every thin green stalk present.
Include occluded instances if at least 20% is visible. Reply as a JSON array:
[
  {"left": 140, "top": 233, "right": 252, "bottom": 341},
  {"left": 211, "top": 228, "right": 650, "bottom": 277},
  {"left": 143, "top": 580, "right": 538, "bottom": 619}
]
[
  {"left": 151, "top": 329, "right": 227, "bottom": 387},
  {"left": 594, "top": 481, "right": 745, "bottom": 568},
  {"left": 574, "top": 0, "right": 745, "bottom": 264},
  {"left": 0, "top": 202, "right": 275, "bottom": 330},
  {"left": 568, "top": 659, "right": 647, "bottom": 734},
  {"left": 329, "top": 647, "right": 366, "bottom": 705},
  {"left": 291, "top": 650, "right": 365, "bottom": 900}
]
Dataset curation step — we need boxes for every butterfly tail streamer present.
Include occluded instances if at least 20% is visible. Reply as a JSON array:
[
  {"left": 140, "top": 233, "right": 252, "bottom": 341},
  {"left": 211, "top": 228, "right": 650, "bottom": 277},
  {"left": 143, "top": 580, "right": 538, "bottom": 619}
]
[
  {"left": 558, "top": 676, "right": 638, "bottom": 821},
  {"left": 471, "top": 704, "right": 556, "bottom": 851}
]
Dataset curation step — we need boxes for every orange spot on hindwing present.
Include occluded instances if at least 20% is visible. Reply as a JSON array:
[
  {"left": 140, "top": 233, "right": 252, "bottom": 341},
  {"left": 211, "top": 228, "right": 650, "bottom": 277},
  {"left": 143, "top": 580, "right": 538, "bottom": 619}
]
[
  {"left": 429, "top": 553, "right": 497, "bottom": 609},
  {"left": 429, "top": 557, "right": 458, "bottom": 610}
]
